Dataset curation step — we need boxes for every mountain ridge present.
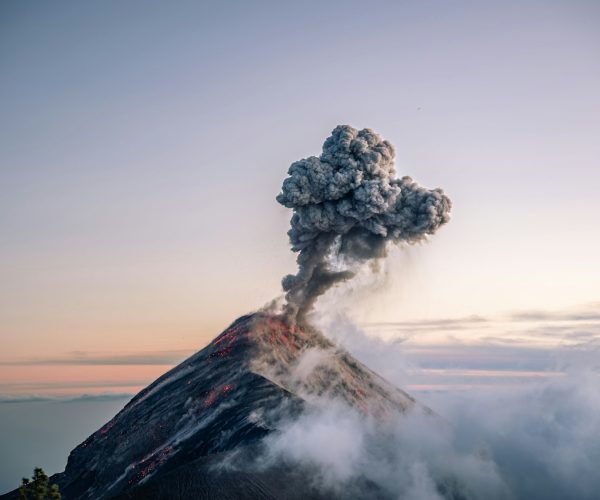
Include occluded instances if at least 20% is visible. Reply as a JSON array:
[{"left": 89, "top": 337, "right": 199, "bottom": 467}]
[{"left": 2, "top": 313, "right": 419, "bottom": 499}]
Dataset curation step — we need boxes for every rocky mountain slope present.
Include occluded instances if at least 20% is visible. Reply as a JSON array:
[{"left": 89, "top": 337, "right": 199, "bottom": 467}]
[{"left": 2, "top": 313, "right": 419, "bottom": 499}]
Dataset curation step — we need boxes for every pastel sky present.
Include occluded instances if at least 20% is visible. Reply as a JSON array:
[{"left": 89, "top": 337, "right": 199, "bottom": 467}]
[
  {"left": 1, "top": 0, "right": 600, "bottom": 398},
  {"left": 2, "top": 3, "right": 600, "bottom": 494}
]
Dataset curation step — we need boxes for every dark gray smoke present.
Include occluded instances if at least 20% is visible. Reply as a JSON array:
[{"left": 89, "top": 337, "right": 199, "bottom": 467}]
[{"left": 277, "top": 125, "right": 451, "bottom": 322}]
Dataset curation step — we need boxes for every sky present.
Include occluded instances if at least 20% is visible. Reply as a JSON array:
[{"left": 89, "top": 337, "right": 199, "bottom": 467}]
[{"left": 1, "top": 0, "right": 600, "bottom": 492}]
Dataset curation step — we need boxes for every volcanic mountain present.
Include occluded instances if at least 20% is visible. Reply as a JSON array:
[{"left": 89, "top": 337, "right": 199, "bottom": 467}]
[{"left": 4, "top": 313, "right": 421, "bottom": 499}]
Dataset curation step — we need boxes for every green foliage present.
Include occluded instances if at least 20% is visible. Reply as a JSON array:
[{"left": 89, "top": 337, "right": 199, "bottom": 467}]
[{"left": 19, "top": 468, "right": 61, "bottom": 500}]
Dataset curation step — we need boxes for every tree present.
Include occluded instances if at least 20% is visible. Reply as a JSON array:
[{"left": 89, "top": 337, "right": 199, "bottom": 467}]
[{"left": 19, "top": 468, "right": 61, "bottom": 500}]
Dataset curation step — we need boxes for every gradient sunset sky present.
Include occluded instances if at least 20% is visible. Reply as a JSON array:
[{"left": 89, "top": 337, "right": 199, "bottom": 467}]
[{"left": 1, "top": 0, "right": 600, "bottom": 397}]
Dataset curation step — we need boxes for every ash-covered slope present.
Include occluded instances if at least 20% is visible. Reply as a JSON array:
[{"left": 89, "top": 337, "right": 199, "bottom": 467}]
[{"left": 6, "top": 314, "right": 419, "bottom": 499}]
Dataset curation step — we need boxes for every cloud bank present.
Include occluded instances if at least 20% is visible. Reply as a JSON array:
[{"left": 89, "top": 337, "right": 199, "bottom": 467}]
[
  {"left": 258, "top": 315, "right": 600, "bottom": 500},
  {"left": 264, "top": 402, "right": 510, "bottom": 500}
]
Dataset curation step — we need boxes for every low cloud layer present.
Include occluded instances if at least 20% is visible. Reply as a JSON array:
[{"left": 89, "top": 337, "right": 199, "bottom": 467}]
[
  {"left": 257, "top": 314, "right": 600, "bottom": 500},
  {"left": 0, "top": 350, "right": 191, "bottom": 366},
  {"left": 263, "top": 402, "right": 510, "bottom": 500},
  {"left": 262, "top": 366, "right": 600, "bottom": 500},
  {"left": 426, "top": 371, "right": 600, "bottom": 500},
  {"left": 0, "top": 393, "right": 133, "bottom": 404}
]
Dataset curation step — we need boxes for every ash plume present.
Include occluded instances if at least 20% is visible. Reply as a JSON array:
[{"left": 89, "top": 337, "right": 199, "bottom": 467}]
[{"left": 277, "top": 125, "right": 451, "bottom": 323}]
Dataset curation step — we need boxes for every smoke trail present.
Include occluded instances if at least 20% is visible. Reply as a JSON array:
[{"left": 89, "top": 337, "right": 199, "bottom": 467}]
[{"left": 277, "top": 125, "right": 451, "bottom": 322}]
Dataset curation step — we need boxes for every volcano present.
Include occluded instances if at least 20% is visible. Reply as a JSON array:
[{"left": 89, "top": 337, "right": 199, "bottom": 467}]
[{"left": 4, "top": 314, "right": 421, "bottom": 499}]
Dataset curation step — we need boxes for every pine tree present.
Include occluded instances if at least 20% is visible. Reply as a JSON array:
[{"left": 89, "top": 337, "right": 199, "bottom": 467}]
[{"left": 18, "top": 468, "right": 61, "bottom": 500}]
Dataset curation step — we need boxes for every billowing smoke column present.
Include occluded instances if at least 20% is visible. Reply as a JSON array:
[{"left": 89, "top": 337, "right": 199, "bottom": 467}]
[{"left": 276, "top": 125, "right": 451, "bottom": 323}]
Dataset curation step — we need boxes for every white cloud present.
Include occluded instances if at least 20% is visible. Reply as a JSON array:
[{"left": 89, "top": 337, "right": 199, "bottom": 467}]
[{"left": 258, "top": 313, "right": 600, "bottom": 499}]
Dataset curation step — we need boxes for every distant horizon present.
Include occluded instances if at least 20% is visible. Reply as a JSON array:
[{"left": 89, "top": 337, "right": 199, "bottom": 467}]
[{"left": 1, "top": 300, "right": 598, "bottom": 398}]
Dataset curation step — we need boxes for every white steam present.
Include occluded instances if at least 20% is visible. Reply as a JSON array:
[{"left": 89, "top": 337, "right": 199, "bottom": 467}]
[{"left": 259, "top": 320, "right": 600, "bottom": 500}]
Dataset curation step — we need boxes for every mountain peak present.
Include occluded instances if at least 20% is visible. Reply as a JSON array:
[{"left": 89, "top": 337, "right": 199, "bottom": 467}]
[{"left": 7, "top": 314, "right": 418, "bottom": 499}]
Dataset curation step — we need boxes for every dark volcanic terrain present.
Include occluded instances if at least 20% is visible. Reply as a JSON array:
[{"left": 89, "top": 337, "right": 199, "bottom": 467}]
[{"left": 2, "top": 313, "right": 419, "bottom": 499}]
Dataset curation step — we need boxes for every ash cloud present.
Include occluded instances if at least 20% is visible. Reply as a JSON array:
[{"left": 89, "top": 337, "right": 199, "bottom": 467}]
[{"left": 277, "top": 125, "right": 451, "bottom": 323}]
